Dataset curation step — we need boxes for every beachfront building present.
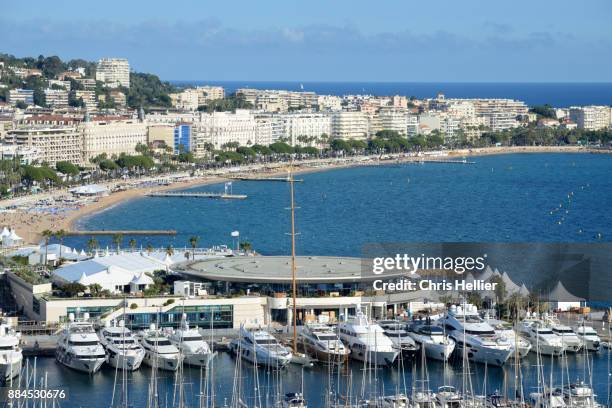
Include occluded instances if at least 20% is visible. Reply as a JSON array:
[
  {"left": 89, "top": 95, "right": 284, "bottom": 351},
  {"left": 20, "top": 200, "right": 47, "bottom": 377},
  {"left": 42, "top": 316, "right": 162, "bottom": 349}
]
[
  {"left": 81, "top": 119, "right": 147, "bottom": 162},
  {"left": 174, "top": 123, "right": 192, "bottom": 153},
  {"left": 5, "top": 126, "right": 83, "bottom": 166},
  {"left": 282, "top": 113, "right": 332, "bottom": 146},
  {"left": 377, "top": 107, "right": 409, "bottom": 136},
  {"left": 569, "top": 106, "right": 611, "bottom": 130},
  {"left": 0, "top": 145, "right": 41, "bottom": 164},
  {"left": 147, "top": 124, "right": 175, "bottom": 150},
  {"left": 95, "top": 58, "right": 130, "bottom": 88},
  {"left": 331, "top": 111, "right": 368, "bottom": 140},
  {"left": 8, "top": 89, "right": 34, "bottom": 106},
  {"left": 194, "top": 109, "right": 258, "bottom": 149}
]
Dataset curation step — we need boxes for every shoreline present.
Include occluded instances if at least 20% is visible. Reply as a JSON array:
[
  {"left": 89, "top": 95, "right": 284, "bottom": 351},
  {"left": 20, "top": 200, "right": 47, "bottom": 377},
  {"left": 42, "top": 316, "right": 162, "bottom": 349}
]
[{"left": 1, "top": 145, "right": 608, "bottom": 245}]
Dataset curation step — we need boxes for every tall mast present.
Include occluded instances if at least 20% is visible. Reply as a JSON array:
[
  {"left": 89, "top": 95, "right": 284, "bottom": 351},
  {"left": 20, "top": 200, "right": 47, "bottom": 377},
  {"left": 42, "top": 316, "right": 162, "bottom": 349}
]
[{"left": 290, "top": 167, "right": 298, "bottom": 352}]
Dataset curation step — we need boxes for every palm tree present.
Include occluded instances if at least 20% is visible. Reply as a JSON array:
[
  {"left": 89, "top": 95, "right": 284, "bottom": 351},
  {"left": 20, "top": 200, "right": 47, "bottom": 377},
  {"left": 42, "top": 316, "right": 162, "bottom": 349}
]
[
  {"left": 87, "top": 237, "right": 99, "bottom": 254},
  {"left": 145, "top": 243, "right": 154, "bottom": 254},
  {"left": 54, "top": 229, "right": 66, "bottom": 259},
  {"left": 239, "top": 241, "right": 252, "bottom": 252},
  {"left": 128, "top": 238, "right": 137, "bottom": 252},
  {"left": 112, "top": 234, "right": 123, "bottom": 252},
  {"left": 41, "top": 229, "right": 53, "bottom": 266},
  {"left": 165, "top": 245, "right": 174, "bottom": 256},
  {"left": 188, "top": 236, "right": 199, "bottom": 260}
]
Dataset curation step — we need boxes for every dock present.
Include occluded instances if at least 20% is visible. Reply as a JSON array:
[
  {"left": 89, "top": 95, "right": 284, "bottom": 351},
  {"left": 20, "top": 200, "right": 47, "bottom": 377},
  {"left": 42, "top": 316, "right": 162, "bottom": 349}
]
[
  {"left": 416, "top": 158, "right": 475, "bottom": 164},
  {"left": 67, "top": 230, "right": 177, "bottom": 236},
  {"left": 229, "top": 176, "right": 303, "bottom": 183},
  {"left": 146, "top": 191, "right": 247, "bottom": 200}
]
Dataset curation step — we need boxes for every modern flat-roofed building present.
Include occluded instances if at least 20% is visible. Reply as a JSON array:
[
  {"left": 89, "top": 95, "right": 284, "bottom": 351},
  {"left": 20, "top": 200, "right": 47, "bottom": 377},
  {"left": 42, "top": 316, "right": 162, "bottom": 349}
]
[
  {"left": 81, "top": 119, "right": 147, "bottom": 162},
  {"left": 5, "top": 126, "right": 83, "bottom": 165},
  {"left": 74, "top": 90, "right": 97, "bottom": 111},
  {"left": 331, "top": 111, "right": 368, "bottom": 140},
  {"left": 174, "top": 123, "right": 192, "bottom": 153},
  {"left": 282, "top": 113, "right": 332, "bottom": 145},
  {"left": 148, "top": 124, "right": 175, "bottom": 149},
  {"left": 96, "top": 58, "right": 130, "bottom": 88},
  {"left": 195, "top": 109, "right": 258, "bottom": 149},
  {"left": 44, "top": 89, "right": 69, "bottom": 109},
  {"left": 569, "top": 106, "right": 611, "bottom": 130},
  {"left": 8, "top": 89, "right": 34, "bottom": 106}
]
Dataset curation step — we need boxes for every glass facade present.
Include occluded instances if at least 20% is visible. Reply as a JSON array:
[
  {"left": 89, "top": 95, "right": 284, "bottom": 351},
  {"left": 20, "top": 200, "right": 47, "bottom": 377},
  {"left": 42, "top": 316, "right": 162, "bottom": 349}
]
[
  {"left": 119, "top": 304, "right": 233, "bottom": 330},
  {"left": 64, "top": 306, "right": 116, "bottom": 321},
  {"left": 174, "top": 124, "right": 191, "bottom": 154}
]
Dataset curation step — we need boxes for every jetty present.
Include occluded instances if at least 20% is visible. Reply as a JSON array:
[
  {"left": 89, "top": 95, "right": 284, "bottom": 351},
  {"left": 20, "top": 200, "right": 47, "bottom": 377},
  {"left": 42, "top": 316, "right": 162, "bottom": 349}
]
[
  {"left": 67, "top": 230, "right": 177, "bottom": 236},
  {"left": 229, "top": 176, "right": 303, "bottom": 183},
  {"left": 416, "top": 158, "right": 475, "bottom": 164},
  {"left": 146, "top": 191, "right": 247, "bottom": 199}
]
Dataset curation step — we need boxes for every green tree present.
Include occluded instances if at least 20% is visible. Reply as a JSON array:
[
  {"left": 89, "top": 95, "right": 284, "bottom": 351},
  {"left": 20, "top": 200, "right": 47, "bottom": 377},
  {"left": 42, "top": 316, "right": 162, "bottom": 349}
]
[
  {"left": 128, "top": 238, "right": 137, "bottom": 251},
  {"left": 112, "top": 234, "right": 123, "bottom": 252},
  {"left": 41, "top": 229, "right": 53, "bottom": 266},
  {"left": 188, "top": 236, "right": 199, "bottom": 259},
  {"left": 87, "top": 237, "right": 99, "bottom": 253},
  {"left": 239, "top": 241, "right": 252, "bottom": 252},
  {"left": 55, "top": 161, "right": 79, "bottom": 176},
  {"left": 54, "top": 229, "right": 66, "bottom": 259}
]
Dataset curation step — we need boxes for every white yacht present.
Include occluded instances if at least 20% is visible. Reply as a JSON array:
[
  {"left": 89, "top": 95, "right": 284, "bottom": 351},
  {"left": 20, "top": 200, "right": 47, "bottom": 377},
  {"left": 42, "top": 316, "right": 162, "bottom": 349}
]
[
  {"left": 299, "top": 323, "right": 349, "bottom": 363},
  {"left": 377, "top": 320, "right": 419, "bottom": 357},
  {"left": 410, "top": 389, "right": 438, "bottom": 408},
  {"left": 0, "top": 323, "right": 22, "bottom": 381},
  {"left": 337, "top": 310, "right": 399, "bottom": 366},
  {"left": 545, "top": 317, "right": 582, "bottom": 353},
  {"left": 282, "top": 392, "right": 308, "bottom": 408},
  {"left": 561, "top": 382, "right": 602, "bottom": 408},
  {"left": 379, "top": 394, "right": 409, "bottom": 408},
  {"left": 529, "top": 388, "right": 567, "bottom": 408},
  {"left": 139, "top": 325, "right": 182, "bottom": 371},
  {"left": 573, "top": 325, "right": 601, "bottom": 352},
  {"left": 519, "top": 320, "right": 566, "bottom": 357},
  {"left": 229, "top": 326, "right": 292, "bottom": 367},
  {"left": 438, "top": 304, "right": 513, "bottom": 366},
  {"left": 407, "top": 323, "right": 455, "bottom": 361},
  {"left": 167, "top": 318, "right": 214, "bottom": 367},
  {"left": 435, "top": 386, "right": 464, "bottom": 408},
  {"left": 485, "top": 318, "right": 532, "bottom": 358},
  {"left": 56, "top": 313, "right": 106, "bottom": 374},
  {"left": 99, "top": 320, "right": 145, "bottom": 371}
]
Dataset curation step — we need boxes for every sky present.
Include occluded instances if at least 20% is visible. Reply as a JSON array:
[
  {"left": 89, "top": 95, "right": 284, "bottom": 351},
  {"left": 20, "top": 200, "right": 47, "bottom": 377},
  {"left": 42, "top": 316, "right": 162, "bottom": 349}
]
[{"left": 2, "top": 0, "right": 611, "bottom": 82}]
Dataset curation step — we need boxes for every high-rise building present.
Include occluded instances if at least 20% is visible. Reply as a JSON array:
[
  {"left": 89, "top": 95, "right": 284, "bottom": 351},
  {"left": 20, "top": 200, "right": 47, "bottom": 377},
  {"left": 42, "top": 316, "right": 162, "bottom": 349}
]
[
  {"left": 96, "top": 58, "right": 130, "bottom": 88},
  {"left": 174, "top": 123, "right": 192, "bottom": 153},
  {"left": 6, "top": 126, "right": 83, "bottom": 165},
  {"left": 569, "top": 106, "right": 611, "bottom": 130},
  {"left": 331, "top": 111, "right": 368, "bottom": 140},
  {"left": 81, "top": 119, "right": 147, "bottom": 162},
  {"left": 8, "top": 89, "right": 34, "bottom": 106}
]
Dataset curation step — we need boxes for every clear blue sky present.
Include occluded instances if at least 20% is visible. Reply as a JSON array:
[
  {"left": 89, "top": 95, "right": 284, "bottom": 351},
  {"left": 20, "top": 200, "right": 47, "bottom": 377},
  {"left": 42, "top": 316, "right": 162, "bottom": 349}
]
[{"left": 2, "top": 0, "right": 611, "bottom": 82}]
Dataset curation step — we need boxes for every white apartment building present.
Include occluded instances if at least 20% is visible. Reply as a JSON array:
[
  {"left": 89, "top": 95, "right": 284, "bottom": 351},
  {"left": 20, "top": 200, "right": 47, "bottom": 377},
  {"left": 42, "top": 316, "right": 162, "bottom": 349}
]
[
  {"left": 0, "top": 145, "right": 41, "bottom": 165},
  {"left": 48, "top": 80, "right": 71, "bottom": 91},
  {"left": 196, "top": 86, "right": 225, "bottom": 104},
  {"left": 95, "top": 58, "right": 130, "bottom": 88},
  {"left": 377, "top": 108, "right": 409, "bottom": 135},
  {"left": 317, "top": 95, "right": 342, "bottom": 111},
  {"left": 441, "top": 98, "right": 527, "bottom": 132},
  {"left": 254, "top": 114, "right": 285, "bottom": 146},
  {"left": 169, "top": 89, "right": 200, "bottom": 111},
  {"left": 8, "top": 89, "right": 34, "bottom": 106},
  {"left": 331, "top": 111, "right": 368, "bottom": 140},
  {"left": 407, "top": 115, "right": 419, "bottom": 137},
  {"left": 194, "top": 109, "right": 258, "bottom": 150},
  {"left": 81, "top": 119, "right": 147, "bottom": 162},
  {"left": 282, "top": 113, "right": 332, "bottom": 145},
  {"left": 569, "top": 106, "right": 611, "bottom": 130},
  {"left": 236, "top": 88, "right": 318, "bottom": 112},
  {"left": 6, "top": 126, "right": 83, "bottom": 165},
  {"left": 74, "top": 90, "right": 97, "bottom": 111},
  {"left": 44, "top": 89, "right": 69, "bottom": 109}
]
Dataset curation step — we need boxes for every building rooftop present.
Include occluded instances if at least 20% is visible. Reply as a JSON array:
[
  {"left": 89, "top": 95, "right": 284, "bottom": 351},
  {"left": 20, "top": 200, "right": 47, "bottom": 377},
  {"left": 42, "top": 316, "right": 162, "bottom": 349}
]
[{"left": 180, "top": 255, "right": 403, "bottom": 284}]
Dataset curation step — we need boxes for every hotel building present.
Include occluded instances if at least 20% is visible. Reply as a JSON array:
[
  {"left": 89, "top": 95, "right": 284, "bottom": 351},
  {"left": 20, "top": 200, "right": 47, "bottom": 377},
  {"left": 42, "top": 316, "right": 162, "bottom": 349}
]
[
  {"left": 5, "top": 126, "right": 83, "bottom": 165},
  {"left": 194, "top": 109, "right": 258, "bottom": 149},
  {"left": 81, "top": 119, "right": 147, "bottom": 162},
  {"left": 331, "top": 111, "right": 369, "bottom": 140},
  {"left": 569, "top": 106, "right": 611, "bottom": 130},
  {"left": 282, "top": 113, "right": 332, "bottom": 145}
]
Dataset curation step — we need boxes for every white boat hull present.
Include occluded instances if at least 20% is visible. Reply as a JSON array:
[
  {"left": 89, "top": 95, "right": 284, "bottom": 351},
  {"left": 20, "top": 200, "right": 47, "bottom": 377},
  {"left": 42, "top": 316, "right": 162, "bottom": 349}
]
[
  {"left": 56, "top": 349, "right": 105, "bottom": 374},
  {"left": 454, "top": 341, "right": 512, "bottom": 366},
  {"left": 142, "top": 351, "right": 181, "bottom": 371},
  {"left": 420, "top": 341, "right": 455, "bottom": 361},
  {"left": 183, "top": 352, "right": 214, "bottom": 367},
  {"left": 229, "top": 340, "right": 291, "bottom": 368},
  {"left": 0, "top": 354, "right": 22, "bottom": 381},
  {"left": 106, "top": 350, "right": 145, "bottom": 371},
  {"left": 530, "top": 342, "right": 566, "bottom": 357},
  {"left": 348, "top": 347, "right": 398, "bottom": 365}
]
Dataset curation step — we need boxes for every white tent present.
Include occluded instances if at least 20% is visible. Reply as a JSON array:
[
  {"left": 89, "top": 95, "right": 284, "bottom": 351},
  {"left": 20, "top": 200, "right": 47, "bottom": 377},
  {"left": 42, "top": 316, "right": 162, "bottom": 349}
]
[
  {"left": 544, "top": 281, "right": 585, "bottom": 312},
  {"left": 70, "top": 184, "right": 109, "bottom": 197}
]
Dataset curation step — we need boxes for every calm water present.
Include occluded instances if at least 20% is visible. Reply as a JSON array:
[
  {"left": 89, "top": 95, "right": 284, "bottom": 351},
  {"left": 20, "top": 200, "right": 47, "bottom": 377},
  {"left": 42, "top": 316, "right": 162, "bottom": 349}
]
[
  {"left": 171, "top": 81, "right": 612, "bottom": 107},
  {"left": 49, "top": 153, "right": 612, "bottom": 407},
  {"left": 67, "top": 153, "right": 612, "bottom": 254},
  {"left": 6, "top": 352, "right": 612, "bottom": 408}
]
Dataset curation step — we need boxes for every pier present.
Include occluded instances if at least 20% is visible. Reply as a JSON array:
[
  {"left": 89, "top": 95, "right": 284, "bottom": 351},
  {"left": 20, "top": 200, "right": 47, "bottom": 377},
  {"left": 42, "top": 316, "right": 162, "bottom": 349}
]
[
  {"left": 416, "top": 158, "right": 475, "bottom": 164},
  {"left": 146, "top": 191, "right": 247, "bottom": 199},
  {"left": 229, "top": 176, "right": 303, "bottom": 183},
  {"left": 67, "top": 230, "right": 177, "bottom": 236}
]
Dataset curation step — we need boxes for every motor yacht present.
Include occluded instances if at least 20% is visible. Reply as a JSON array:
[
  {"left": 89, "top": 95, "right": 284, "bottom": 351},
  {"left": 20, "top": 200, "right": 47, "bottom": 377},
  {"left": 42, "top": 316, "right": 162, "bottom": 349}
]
[
  {"left": 377, "top": 320, "right": 419, "bottom": 357},
  {"left": 298, "top": 323, "right": 349, "bottom": 363},
  {"left": 139, "top": 324, "right": 182, "bottom": 371},
  {"left": 229, "top": 326, "right": 292, "bottom": 367},
  {"left": 485, "top": 318, "right": 532, "bottom": 358},
  {"left": 438, "top": 304, "right": 513, "bottom": 366},
  {"left": 337, "top": 310, "right": 399, "bottom": 365},
  {"left": 407, "top": 323, "right": 455, "bottom": 361},
  {"left": 56, "top": 313, "right": 106, "bottom": 374},
  {"left": 0, "top": 323, "right": 22, "bottom": 382},
  {"left": 167, "top": 317, "right": 214, "bottom": 367},
  {"left": 573, "top": 325, "right": 601, "bottom": 352},
  {"left": 99, "top": 320, "right": 145, "bottom": 371},
  {"left": 519, "top": 319, "right": 566, "bottom": 357}
]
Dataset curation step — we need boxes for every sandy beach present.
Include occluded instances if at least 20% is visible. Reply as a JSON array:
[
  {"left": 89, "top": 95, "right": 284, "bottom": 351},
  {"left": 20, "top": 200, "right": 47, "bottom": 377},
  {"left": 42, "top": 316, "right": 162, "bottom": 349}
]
[{"left": 0, "top": 145, "right": 607, "bottom": 245}]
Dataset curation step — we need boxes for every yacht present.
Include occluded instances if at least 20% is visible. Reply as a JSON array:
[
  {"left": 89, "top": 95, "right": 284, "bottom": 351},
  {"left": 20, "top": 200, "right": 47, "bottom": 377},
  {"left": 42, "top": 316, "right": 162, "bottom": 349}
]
[
  {"left": 438, "top": 304, "right": 513, "bottom": 366},
  {"left": 573, "top": 325, "right": 601, "bottom": 352},
  {"left": 298, "top": 323, "right": 349, "bottom": 363},
  {"left": 407, "top": 323, "right": 455, "bottom": 361},
  {"left": 167, "top": 318, "right": 214, "bottom": 367},
  {"left": 139, "top": 325, "right": 182, "bottom": 371},
  {"left": 377, "top": 320, "right": 419, "bottom": 357},
  {"left": 485, "top": 318, "right": 532, "bottom": 358},
  {"left": 337, "top": 310, "right": 399, "bottom": 365},
  {"left": 435, "top": 386, "right": 464, "bottom": 408},
  {"left": 560, "top": 382, "right": 602, "bottom": 408},
  {"left": 56, "top": 313, "right": 106, "bottom": 374},
  {"left": 379, "top": 394, "right": 409, "bottom": 408},
  {"left": 519, "top": 320, "right": 566, "bottom": 357},
  {"left": 0, "top": 323, "right": 22, "bottom": 381},
  {"left": 99, "top": 320, "right": 145, "bottom": 371},
  {"left": 229, "top": 326, "right": 292, "bottom": 367},
  {"left": 529, "top": 388, "right": 567, "bottom": 408},
  {"left": 281, "top": 392, "right": 308, "bottom": 408},
  {"left": 410, "top": 389, "right": 438, "bottom": 408},
  {"left": 545, "top": 318, "right": 582, "bottom": 353}
]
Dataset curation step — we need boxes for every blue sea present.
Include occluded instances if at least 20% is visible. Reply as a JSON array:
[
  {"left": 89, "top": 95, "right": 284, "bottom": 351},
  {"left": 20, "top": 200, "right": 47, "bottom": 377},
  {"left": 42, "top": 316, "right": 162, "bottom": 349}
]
[{"left": 170, "top": 81, "right": 612, "bottom": 107}]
